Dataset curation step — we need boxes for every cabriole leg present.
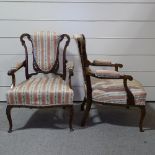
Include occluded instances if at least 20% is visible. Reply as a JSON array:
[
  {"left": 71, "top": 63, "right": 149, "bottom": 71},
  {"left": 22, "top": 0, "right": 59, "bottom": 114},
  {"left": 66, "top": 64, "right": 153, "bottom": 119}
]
[
  {"left": 6, "top": 106, "right": 13, "bottom": 133},
  {"left": 69, "top": 106, "right": 74, "bottom": 131},
  {"left": 139, "top": 106, "right": 146, "bottom": 132}
]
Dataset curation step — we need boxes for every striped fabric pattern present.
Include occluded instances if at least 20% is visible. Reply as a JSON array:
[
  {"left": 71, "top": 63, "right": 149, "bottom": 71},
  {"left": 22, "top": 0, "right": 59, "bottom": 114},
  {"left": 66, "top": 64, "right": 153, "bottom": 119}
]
[
  {"left": 92, "top": 79, "right": 146, "bottom": 105},
  {"left": 31, "top": 31, "right": 58, "bottom": 72},
  {"left": 95, "top": 70, "right": 122, "bottom": 78},
  {"left": 93, "top": 59, "right": 112, "bottom": 66},
  {"left": 7, "top": 74, "right": 73, "bottom": 106}
]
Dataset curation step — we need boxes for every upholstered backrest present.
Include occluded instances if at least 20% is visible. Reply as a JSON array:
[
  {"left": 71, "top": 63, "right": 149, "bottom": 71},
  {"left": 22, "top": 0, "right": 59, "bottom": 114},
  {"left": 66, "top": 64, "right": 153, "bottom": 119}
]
[
  {"left": 20, "top": 32, "right": 70, "bottom": 80},
  {"left": 31, "top": 31, "right": 58, "bottom": 72}
]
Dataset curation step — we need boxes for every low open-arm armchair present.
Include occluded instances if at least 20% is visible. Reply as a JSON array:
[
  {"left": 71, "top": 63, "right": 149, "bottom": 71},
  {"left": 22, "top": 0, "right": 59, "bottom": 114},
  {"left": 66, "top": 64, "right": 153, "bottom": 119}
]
[
  {"left": 6, "top": 31, "right": 74, "bottom": 132},
  {"left": 80, "top": 52, "right": 124, "bottom": 111},
  {"left": 74, "top": 34, "right": 146, "bottom": 132}
]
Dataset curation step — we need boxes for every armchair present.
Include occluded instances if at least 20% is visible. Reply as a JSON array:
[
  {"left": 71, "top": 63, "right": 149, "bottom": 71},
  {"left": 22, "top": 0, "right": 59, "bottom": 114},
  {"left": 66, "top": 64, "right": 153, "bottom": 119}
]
[
  {"left": 74, "top": 34, "right": 146, "bottom": 132},
  {"left": 6, "top": 31, "right": 74, "bottom": 132}
]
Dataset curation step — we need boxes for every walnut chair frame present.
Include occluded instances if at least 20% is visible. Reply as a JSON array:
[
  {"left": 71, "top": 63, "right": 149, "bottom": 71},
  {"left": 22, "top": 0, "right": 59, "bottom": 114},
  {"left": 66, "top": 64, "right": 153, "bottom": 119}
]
[
  {"left": 6, "top": 33, "right": 74, "bottom": 133},
  {"left": 75, "top": 34, "right": 146, "bottom": 132}
]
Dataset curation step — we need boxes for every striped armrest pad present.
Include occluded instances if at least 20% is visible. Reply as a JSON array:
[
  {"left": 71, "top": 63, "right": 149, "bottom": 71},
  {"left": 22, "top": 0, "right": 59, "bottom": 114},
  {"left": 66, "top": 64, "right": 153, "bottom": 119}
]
[
  {"left": 93, "top": 59, "right": 112, "bottom": 65},
  {"left": 95, "top": 70, "right": 123, "bottom": 78}
]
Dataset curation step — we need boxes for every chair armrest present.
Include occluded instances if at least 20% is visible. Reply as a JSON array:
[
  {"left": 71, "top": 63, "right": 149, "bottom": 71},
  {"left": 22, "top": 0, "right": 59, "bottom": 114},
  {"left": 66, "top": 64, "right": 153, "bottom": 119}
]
[
  {"left": 94, "top": 70, "right": 123, "bottom": 78},
  {"left": 91, "top": 59, "right": 112, "bottom": 66},
  {"left": 8, "top": 60, "right": 26, "bottom": 76},
  {"left": 86, "top": 67, "right": 134, "bottom": 105},
  {"left": 8, "top": 60, "right": 26, "bottom": 88},
  {"left": 90, "top": 59, "right": 123, "bottom": 71},
  {"left": 86, "top": 68, "right": 132, "bottom": 80}
]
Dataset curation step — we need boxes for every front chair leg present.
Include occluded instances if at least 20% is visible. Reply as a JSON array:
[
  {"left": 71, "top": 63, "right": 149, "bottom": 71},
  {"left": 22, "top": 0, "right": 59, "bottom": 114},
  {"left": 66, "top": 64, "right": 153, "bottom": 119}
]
[
  {"left": 69, "top": 106, "right": 74, "bottom": 131},
  {"left": 6, "top": 106, "right": 13, "bottom": 133},
  {"left": 139, "top": 106, "right": 146, "bottom": 132},
  {"left": 81, "top": 100, "right": 92, "bottom": 127}
]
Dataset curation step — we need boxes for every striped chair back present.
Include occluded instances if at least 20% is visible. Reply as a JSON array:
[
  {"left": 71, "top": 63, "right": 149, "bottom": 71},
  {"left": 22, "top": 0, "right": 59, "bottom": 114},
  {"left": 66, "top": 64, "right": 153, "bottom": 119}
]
[{"left": 31, "top": 31, "right": 58, "bottom": 72}]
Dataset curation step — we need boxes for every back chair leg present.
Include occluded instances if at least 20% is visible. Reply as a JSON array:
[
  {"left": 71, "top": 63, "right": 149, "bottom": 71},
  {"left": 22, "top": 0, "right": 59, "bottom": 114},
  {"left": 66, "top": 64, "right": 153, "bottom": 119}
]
[
  {"left": 126, "top": 105, "right": 130, "bottom": 109},
  {"left": 81, "top": 100, "right": 92, "bottom": 127},
  {"left": 69, "top": 106, "right": 74, "bottom": 131},
  {"left": 6, "top": 106, "right": 13, "bottom": 133},
  {"left": 81, "top": 97, "right": 86, "bottom": 111},
  {"left": 139, "top": 106, "right": 146, "bottom": 132}
]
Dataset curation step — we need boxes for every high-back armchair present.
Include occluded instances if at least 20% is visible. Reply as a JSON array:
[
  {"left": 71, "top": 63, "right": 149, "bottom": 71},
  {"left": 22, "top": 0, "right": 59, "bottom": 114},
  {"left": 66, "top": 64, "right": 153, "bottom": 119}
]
[
  {"left": 6, "top": 31, "right": 74, "bottom": 132},
  {"left": 74, "top": 34, "right": 146, "bottom": 132}
]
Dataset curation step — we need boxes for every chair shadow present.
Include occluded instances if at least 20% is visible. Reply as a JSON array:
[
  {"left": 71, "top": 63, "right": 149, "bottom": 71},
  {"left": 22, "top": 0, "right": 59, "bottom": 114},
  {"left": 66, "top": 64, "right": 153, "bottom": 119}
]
[
  {"left": 15, "top": 105, "right": 83, "bottom": 132},
  {"left": 84, "top": 103, "right": 155, "bottom": 131},
  {"left": 14, "top": 103, "right": 155, "bottom": 132}
]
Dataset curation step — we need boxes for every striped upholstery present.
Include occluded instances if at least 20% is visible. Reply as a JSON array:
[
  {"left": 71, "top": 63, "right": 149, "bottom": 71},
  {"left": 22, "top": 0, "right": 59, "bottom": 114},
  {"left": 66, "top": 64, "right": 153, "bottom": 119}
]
[
  {"left": 93, "top": 59, "right": 112, "bottom": 66},
  {"left": 7, "top": 74, "right": 73, "bottom": 106},
  {"left": 95, "top": 70, "right": 123, "bottom": 78},
  {"left": 31, "top": 31, "right": 58, "bottom": 72},
  {"left": 92, "top": 79, "right": 146, "bottom": 105}
]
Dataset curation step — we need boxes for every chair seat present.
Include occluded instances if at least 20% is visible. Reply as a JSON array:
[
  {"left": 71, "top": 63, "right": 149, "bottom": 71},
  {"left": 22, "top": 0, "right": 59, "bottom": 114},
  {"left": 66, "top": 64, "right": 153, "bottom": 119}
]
[
  {"left": 92, "top": 79, "right": 146, "bottom": 105},
  {"left": 7, "top": 73, "right": 73, "bottom": 106}
]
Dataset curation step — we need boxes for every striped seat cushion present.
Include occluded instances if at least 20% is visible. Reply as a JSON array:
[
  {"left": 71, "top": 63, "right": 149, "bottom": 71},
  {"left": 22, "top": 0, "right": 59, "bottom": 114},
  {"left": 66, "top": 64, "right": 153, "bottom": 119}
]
[
  {"left": 31, "top": 31, "right": 58, "bottom": 72},
  {"left": 92, "top": 79, "right": 146, "bottom": 105},
  {"left": 7, "top": 74, "right": 73, "bottom": 106}
]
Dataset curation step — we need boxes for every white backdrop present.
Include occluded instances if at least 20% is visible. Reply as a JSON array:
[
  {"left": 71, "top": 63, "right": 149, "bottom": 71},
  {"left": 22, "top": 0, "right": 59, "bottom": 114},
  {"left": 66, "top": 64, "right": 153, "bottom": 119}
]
[{"left": 0, "top": 0, "right": 155, "bottom": 101}]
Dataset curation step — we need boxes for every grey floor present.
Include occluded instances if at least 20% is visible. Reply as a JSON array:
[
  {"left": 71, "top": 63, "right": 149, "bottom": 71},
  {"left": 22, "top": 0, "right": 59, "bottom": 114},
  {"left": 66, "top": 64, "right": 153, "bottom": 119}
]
[{"left": 0, "top": 102, "right": 155, "bottom": 155}]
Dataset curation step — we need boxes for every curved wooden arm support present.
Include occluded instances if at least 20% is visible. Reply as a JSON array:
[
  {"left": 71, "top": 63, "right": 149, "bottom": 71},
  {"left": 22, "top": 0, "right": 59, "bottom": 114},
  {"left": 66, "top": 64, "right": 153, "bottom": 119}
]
[
  {"left": 123, "top": 75, "right": 135, "bottom": 105},
  {"left": 114, "top": 63, "right": 123, "bottom": 71},
  {"left": 8, "top": 60, "right": 26, "bottom": 76},
  {"left": 8, "top": 60, "right": 26, "bottom": 87}
]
